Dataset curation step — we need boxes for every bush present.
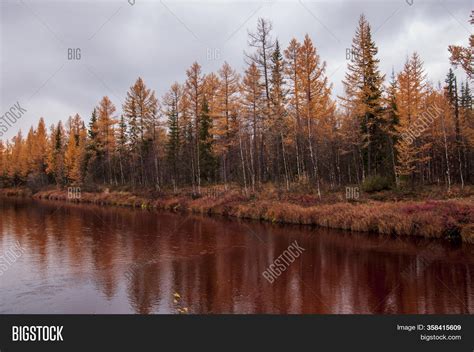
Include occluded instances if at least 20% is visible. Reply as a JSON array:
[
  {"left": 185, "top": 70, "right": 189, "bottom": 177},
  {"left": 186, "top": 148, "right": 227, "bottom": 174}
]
[
  {"left": 26, "top": 173, "right": 48, "bottom": 193},
  {"left": 361, "top": 175, "right": 392, "bottom": 193}
]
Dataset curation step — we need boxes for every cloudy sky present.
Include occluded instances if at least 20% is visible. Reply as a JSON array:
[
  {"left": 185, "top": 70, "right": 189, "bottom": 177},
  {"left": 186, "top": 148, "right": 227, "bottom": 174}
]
[{"left": 0, "top": 0, "right": 471, "bottom": 140}]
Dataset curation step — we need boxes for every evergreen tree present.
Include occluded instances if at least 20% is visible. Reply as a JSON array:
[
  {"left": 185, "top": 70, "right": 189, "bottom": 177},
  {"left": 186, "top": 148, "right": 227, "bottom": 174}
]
[
  {"left": 445, "top": 69, "right": 464, "bottom": 186},
  {"left": 198, "top": 99, "right": 216, "bottom": 182},
  {"left": 116, "top": 115, "right": 128, "bottom": 185},
  {"left": 385, "top": 69, "right": 400, "bottom": 182},
  {"left": 164, "top": 83, "right": 182, "bottom": 187},
  {"left": 47, "top": 122, "right": 65, "bottom": 185},
  {"left": 341, "top": 14, "right": 387, "bottom": 178}
]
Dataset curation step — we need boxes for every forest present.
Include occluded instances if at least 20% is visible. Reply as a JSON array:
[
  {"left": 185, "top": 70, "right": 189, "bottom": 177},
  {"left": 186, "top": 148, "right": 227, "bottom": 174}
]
[{"left": 0, "top": 13, "right": 473, "bottom": 204}]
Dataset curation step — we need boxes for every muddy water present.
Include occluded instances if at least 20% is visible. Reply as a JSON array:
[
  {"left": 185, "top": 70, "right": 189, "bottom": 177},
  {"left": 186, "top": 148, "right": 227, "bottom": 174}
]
[{"left": 0, "top": 197, "right": 472, "bottom": 314}]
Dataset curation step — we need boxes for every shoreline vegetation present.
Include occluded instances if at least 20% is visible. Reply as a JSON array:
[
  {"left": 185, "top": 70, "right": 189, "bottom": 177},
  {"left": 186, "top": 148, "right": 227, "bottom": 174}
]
[{"left": 1, "top": 186, "right": 473, "bottom": 243}]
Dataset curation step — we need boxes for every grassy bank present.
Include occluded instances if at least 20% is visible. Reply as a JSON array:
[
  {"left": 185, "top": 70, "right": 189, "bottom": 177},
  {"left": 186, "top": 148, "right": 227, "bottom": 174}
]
[{"left": 1, "top": 185, "right": 472, "bottom": 242}]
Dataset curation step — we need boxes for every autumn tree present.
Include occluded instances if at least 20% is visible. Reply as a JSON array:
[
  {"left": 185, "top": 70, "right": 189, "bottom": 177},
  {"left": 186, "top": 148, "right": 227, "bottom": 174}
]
[
  {"left": 31, "top": 118, "right": 48, "bottom": 177},
  {"left": 395, "top": 53, "right": 430, "bottom": 185},
  {"left": 269, "top": 39, "right": 290, "bottom": 189},
  {"left": 123, "top": 77, "right": 158, "bottom": 186},
  {"left": 246, "top": 18, "right": 275, "bottom": 181},
  {"left": 114, "top": 115, "right": 127, "bottom": 185},
  {"left": 216, "top": 62, "right": 240, "bottom": 186},
  {"left": 241, "top": 62, "right": 264, "bottom": 188},
  {"left": 298, "top": 34, "right": 334, "bottom": 198},
  {"left": 284, "top": 38, "right": 304, "bottom": 179},
  {"left": 46, "top": 121, "right": 66, "bottom": 185},
  {"left": 96, "top": 96, "right": 117, "bottom": 184},
  {"left": 65, "top": 114, "right": 86, "bottom": 184},
  {"left": 448, "top": 10, "right": 473, "bottom": 79},
  {"left": 184, "top": 62, "right": 205, "bottom": 193},
  {"left": 1, "top": 16, "right": 472, "bottom": 196},
  {"left": 459, "top": 81, "right": 473, "bottom": 182}
]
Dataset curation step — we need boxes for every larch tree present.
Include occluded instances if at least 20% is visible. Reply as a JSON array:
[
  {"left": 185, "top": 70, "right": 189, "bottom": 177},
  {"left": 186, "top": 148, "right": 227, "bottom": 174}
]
[
  {"left": 64, "top": 114, "right": 85, "bottom": 184},
  {"left": 284, "top": 38, "right": 304, "bottom": 179},
  {"left": 185, "top": 62, "right": 205, "bottom": 193},
  {"left": 46, "top": 121, "right": 66, "bottom": 185},
  {"left": 1, "top": 16, "right": 473, "bottom": 196},
  {"left": 241, "top": 62, "right": 264, "bottom": 188},
  {"left": 298, "top": 34, "right": 334, "bottom": 198},
  {"left": 9, "top": 132, "right": 24, "bottom": 183},
  {"left": 216, "top": 62, "right": 240, "bottom": 187},
  {"left": 459, "top": 81, "right": 473, "bottom": 182},
  {"left": 395, "top": 53, "right": 430, "bottom": 185},
  {"left": 97, "top": 96, "right": 117, "bottom": 184},
  {"left": 448, "top": 10, "right": 473, "bottom": 79},
  {"left": 116, "top": 114, "right": 128, "bottom": 185},
  {"left": 0, "top": 140, "right": 5, "bottom": 186},
  {"left": 32, "top": 118, "right": 48, "bottom": 178},
  {"left": 246, "top": 17, "right": 274, "bottom": 110},
  {"left": 246, "top": 18, "right": 275, "bottom": 180},
  {"left": 123, "top": 77, "right": 157, "bottom": 186},
  {"left": 269, "top": 39, "right": 290, "bottom": 189}
]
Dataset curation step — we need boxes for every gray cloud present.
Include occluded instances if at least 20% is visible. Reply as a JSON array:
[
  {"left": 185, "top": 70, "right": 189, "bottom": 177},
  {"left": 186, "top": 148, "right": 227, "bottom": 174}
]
[{"left": 0, "top": 0, "right": 470, "bottom": 139}]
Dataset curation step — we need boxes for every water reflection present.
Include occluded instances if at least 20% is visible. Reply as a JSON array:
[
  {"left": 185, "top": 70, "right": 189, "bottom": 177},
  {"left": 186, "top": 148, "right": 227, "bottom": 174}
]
[{"left": 0, "top": 198, "right": 472, "bottom": 314}]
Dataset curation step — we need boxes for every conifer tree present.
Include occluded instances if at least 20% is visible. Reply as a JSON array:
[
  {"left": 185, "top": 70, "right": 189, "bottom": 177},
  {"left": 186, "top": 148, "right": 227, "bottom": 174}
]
[
  {"left": 116, "top": 115, "right": 128, "bottom": 185},
  {"left": 32, "top": 118, "right": 48, "bottom": 177},
  {"left": 185, "top": 62, "right": 205, "bottom": 192},
  {"left": 298, "top": 34, "right": 333, "bottom": 197},
  {"left": 445, "top": 69, "right": 464, "bottom": 187},
  {"left": 341, "top": 14, "right": 386, "bottom": 178},
  {"left": 448, "top": 10, "right": 473, "bottom": 79},
  {"left": 241, "top": 62, "right": 264, "bottom": 187},
  {"left": 164, "top": 83, "right": 182, "bottom": 188},
  {"left": 269, "top": 39, "right": 289, "bottom": 188},
  {"left": 64, "top": 114, "right": 84, "bottom": 184},
  {"left": 96, "top": 96, "right": 117, "bottom": 184},
  {"left": 385, "top": 70, "right": 400, "bottom": 183},
  {"left": 198, "top": 99, "right": 216, "bottom": 183},
  {"left": 284, "top": 38, "right": 304, "bottom": 178},
  {"left": 395, "top": 53, "right": 430, "bottom": 184},
  {"left": 123, "top": 77, "right": 156, "bottom": 186},
  {"left": 216, "top": 62, "right": 240, "bottom": 186},
  {"left": 47, "top": 122, "right": 65, "bottom": 185}
]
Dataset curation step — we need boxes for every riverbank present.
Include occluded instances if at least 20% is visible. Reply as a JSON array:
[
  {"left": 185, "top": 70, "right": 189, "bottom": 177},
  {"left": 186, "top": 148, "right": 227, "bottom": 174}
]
[{"left": 1, "top": 186, "right": 473, "bottom": 242}]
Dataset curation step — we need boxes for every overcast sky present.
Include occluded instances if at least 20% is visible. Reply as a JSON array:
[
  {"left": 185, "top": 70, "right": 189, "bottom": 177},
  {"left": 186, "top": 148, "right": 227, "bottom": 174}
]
[{"left": 0, "top": 0, "right": 471, "bottom": 140}]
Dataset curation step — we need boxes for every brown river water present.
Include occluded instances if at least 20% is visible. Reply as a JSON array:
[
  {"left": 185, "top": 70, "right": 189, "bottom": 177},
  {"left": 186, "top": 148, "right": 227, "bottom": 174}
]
[{"left": 0, "top": 197, "right": 473, "bottom": 314}]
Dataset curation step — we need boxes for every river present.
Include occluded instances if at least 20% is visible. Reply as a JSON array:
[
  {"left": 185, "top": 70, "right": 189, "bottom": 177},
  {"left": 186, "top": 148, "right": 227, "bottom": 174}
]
[{"left": 0, "top": 197, "right": 472, "bottom": 314}]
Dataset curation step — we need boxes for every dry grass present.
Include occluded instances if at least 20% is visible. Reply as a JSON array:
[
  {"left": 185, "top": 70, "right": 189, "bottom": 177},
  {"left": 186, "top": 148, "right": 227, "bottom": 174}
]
[
  {"left": 225, "top": 199, "right": 472, "bottom": 239},
  {"left": 461, "top": 225, "right": 474, "bottom": 244},
  {"left": 1, "top": 186, "right": 473, "bottom": 242},
  {"left": 0, "top": 188, "right": 32, "bottom": 197}
]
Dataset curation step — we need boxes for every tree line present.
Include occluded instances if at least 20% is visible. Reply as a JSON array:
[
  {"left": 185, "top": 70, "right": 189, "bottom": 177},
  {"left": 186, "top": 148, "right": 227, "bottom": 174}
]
[{"left": 0, "top": 14, "right": 473, "bottom": 195}]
